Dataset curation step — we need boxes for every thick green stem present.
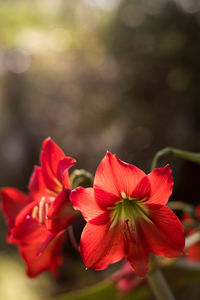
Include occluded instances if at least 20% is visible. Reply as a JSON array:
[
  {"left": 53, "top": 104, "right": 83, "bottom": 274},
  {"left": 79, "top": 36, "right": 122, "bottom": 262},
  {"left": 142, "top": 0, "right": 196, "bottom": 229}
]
[
  {"left": 151, "top": 147, "right": 200, "bottom": 170},
  {"left": 147, "top": 267, "right": 176, "bottom": 300},
  {"left": 146, "top": 255, "right": 176, "bottom": 300}
]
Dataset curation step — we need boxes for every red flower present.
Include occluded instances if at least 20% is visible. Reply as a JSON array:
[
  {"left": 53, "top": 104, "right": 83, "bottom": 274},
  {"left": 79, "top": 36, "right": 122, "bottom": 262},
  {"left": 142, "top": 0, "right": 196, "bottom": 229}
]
[
  {"left": 111, "top": 261, "right": 146, "bottom": 295},
  {"left": 1, "top": 138, "right": 77, "bottom": 277},
  {"left": 70, "top": 152, "right": 185, "bottom": 277},
  {"left": 183, "top": 205, "right": 200, "bottom": 262}
]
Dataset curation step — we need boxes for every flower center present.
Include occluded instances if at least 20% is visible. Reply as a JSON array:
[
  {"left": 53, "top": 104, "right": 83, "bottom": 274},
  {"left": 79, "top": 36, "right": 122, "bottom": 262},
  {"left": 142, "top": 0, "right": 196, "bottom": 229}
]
[
  {"left": 32, "top": 197, "right": 51, "bottom": 224},
  {"left": 110, "top": 192, "right": 150, "bottom": 228}
]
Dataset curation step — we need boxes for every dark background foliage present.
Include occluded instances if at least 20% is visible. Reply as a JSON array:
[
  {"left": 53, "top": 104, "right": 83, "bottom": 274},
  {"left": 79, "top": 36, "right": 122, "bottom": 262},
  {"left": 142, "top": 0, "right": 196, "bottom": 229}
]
[{"left": 0, "top": 0, "right": 200, "bottom": 299}]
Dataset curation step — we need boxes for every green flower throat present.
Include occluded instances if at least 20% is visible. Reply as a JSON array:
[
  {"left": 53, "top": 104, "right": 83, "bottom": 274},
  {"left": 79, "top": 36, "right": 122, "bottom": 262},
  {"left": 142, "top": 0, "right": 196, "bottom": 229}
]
[{"left": 110, "top": 193, "right": 150, "bottom": 228}]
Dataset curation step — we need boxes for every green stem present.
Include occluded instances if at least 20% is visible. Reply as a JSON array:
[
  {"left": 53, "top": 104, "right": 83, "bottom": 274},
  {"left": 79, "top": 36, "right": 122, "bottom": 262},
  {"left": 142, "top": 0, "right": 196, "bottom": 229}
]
[
  {"left": 151, "top": 147, "right": 200, "bottom": 170},
  {"left": 147, "top": 267, "right": 176, "bottom": 300},
  {"left": 68, "top": 226, "right": 80, "bottom": 253}
]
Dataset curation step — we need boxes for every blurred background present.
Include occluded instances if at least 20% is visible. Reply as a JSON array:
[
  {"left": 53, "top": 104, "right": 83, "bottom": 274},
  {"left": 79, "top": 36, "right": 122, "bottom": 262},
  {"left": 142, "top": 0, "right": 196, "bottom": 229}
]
[{"left": 0, "top": 0, "right": 200, "bottom": 299}]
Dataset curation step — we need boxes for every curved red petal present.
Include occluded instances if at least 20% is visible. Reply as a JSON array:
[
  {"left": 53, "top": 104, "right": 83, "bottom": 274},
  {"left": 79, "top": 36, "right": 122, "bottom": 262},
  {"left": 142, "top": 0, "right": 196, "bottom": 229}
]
[
  {"left": 146, "top": 165, "right": 173, "bottom": 205},
  {"left": 1, "top": 187, "right": 31, "bottom": 229},
  {"left": 131, "top": 176, "right": 151, "bottom": 200},
  {"left": 89, "top": 212, "right": 110, "bottom": 225},
  {"left": 141, "top": 204, "right": 185, "bottom": 258},
  {"left": 80, "top": 221, "right": 124, "bottom": 270},
  {"left": 57, "top": 158, "right": 76, "bottom": 189},
  {"left": 40, "top": 138, "right": 75, "bottom": 193},
  {"left": 70, "top": 187, "right": 104, "bottom": 222},
  {"left": 186, "top": 242, "right": 200, "bottom": 262},
  {"left": 28, "top": 166, "right": 46, "bottom": 194},
  {"left": 124, "top": 222, "right": 150, "bottom": 277},
  {"left": 10, "top": 200, "right": 42, "bottom": 243},
  {"left": 19, "top": 231, "right": 66, "bottom": 277},
  {"left": 94, "top": 188, "right": 120, "bottom": 210},
  {"left": 46, "top": 189, "right": 76, "bottom": 233},
  {"left": 94, "top": 152, "right": 145, "bottom": 198}
]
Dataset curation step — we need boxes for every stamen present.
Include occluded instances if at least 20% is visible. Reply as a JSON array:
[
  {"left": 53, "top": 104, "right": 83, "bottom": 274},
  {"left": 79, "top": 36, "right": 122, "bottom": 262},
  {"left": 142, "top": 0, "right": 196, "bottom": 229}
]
[
  {"left": 121, "top": 191, "right": 127, "bottom": 199},
  {"left": 45, "top": 203, "right": 49, "bottom": 219},
  {"left": 45, "top": 189, "right": 57, "bottom": 197},
  {"left": 38, "top": 197, "right": 45, "bottom": 223},
  {"left": 32, "top": 206, "right": 38, "bottom": 219}
]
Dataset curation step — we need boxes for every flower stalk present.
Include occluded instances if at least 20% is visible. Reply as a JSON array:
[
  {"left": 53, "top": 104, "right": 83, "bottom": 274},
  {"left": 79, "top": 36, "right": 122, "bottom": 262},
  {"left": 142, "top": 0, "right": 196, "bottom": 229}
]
[
  {"left": 147, "top": 266, "right": 176, "bottom": 300},
  {"left": 151, "top": 147, "right": 200, "bottom": 170},
  {"left": 68, "top": 225, "right": 80, "bottom": 253}
]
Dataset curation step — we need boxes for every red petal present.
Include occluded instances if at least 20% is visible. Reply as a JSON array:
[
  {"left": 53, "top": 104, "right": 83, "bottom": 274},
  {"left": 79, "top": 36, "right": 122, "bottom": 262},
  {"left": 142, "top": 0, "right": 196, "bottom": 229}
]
[
  {"left": 196, "top": 205, "right": 200, "bottom": 220},
  {"left": 131, "top": 176, "right": 151, "bottom": 200},
  {"left": 89, "top": 212, "right": 110, "bottom": 225},
  {"left": 46, "top": 189, "right": 76, "bottom": 233},
  {"left": 70, "top": 187, "right": 104, "bottom": 222},
  {"left": 10, "top": 201, "right": 42, "bottom": 244},
  {"left": 141, "top": 204, "right": 185, "bottom": 258},
  {"left": 111, "top": 262, "right": 145, "bottom": 293},
  {"left": 41, "top": 138, "right": 75, "bottom": 193},
  {"left": 146, "top": 165, "right": 173, "bottom": 205},
  {"left": 124, "top": 222, "right": 150, "bottom": 277},
  {"left": 1, "top": 187, "right": 31, "bottom": 229},
  {"left": 186, "top": 242, "right": 200, "bottom": 262},
  {"left": 94, "top": 188, "right": 120, "bottom": 210},
  {"left": 19, "top": 231, "right": 66, "bottom": 277},
  {"left": 80, "top": 221, "right": 124, "bottom": 270},
  {"left": 57, "top": 158, "right": 75, "bottom": 189},
  {"left": 94, "top": 152, "right": 145, "bottom": 198},
  {"left": 28, "top": 166, "right": 46, "bottom": 194}
]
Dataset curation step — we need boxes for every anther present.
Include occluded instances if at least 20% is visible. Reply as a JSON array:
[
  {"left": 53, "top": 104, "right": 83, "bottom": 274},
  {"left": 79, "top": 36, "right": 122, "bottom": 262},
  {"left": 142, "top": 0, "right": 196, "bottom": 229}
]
[
  {"left": 32, "top": 206, "right": 38, "bottom": 219},
  {"left": 38, "top": 197, "right": 45, "bottom": 223},
  {"left": 121, "top": 191, "right": 127, "bottom": 199}
]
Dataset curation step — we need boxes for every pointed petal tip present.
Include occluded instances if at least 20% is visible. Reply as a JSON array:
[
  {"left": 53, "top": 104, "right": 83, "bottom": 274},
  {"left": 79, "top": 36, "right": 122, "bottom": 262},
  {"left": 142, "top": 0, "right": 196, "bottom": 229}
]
[
  {"left": 42, "top": 137, "right": 52, "bottom": 148},
  {"left": 106, "top": 150, "right": 112, "bottom": 156},
  {"left": 71, "top": 186, "right": 84, "bottom": 194},
  {"left": 156, "top": 164, "right": 172, "bottom": 176},
  {"left": 152, "top": 164, "right": 173, "bottom": 187}
]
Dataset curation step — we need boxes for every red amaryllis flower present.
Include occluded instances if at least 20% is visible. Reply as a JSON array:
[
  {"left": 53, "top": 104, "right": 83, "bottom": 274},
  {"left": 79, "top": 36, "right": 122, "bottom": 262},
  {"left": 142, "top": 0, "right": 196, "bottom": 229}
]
[
  {"left": 1, "top": 138, "right": 77, "bottom": 277},
  {"left": 183, "top": 205, "right": 200, "bottom": 262},
  {"left": 70, "top": 152, "right": 185, "bottom": 277},
  {"left": 111, "top": 261, "right": 146, "bottom": 295}
]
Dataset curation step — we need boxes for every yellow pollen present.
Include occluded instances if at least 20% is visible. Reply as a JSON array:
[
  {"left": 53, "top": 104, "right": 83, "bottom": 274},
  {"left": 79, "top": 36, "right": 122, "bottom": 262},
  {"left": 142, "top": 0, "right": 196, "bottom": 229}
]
[
  {"left": 121, "top": 191, "right": 127, "bottom": 199},
  {"left": 32, "top": 206, "right": 38, "bottom": 219},
  {"left": 38, "top": 197, "right": 45, "bottom": 223}
]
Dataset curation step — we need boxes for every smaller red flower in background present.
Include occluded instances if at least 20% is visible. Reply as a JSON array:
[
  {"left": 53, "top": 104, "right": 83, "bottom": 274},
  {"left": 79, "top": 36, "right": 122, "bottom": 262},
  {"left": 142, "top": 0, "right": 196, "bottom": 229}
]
[
  {"left": 111, "top": 261, "right": 146, "bottom": 295},
  {"left": 70, "top": 152, "right": 185, "bottom": 277},
  {"left": 183, "top": 205, "right": 200, "bottom": 262},
  {"left": 1, "top": 138, "right": 77, "bottom": 277}
]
